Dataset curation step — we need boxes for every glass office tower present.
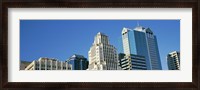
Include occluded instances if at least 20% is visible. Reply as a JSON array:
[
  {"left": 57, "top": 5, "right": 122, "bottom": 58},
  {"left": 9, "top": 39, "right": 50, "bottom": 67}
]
[
  {"left": 121, "top": 25, "right": 162, "bottom": 70},
  {"left": 66, "top": 54, "right": 88, "bottom": 70}
]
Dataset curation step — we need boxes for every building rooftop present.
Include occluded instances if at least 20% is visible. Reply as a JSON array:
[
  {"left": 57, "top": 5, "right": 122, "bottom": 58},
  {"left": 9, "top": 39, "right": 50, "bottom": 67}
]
[
  {"left": 169, "top": 51, "right": 180, "bottom": 54},
  {"left": 71, "top": 54, "right": 85, "bottom": 58},
  {"left": 38, "top": 57, "right": 58, "bottom": 61},
  {"left": 97, "top": 32, "right": 107, "bottom": 36},
  {"left": 144, "top": 28, "right": 153, "bottom": 34},
  {"left": 66, "top": 54, "right": 87, "bottom": 62},
  {"left": 134, "top": 26, "right": 146, "bottom": 31},
  {"left": 122, "top": 27, "right": 132, "bottom": 34}
]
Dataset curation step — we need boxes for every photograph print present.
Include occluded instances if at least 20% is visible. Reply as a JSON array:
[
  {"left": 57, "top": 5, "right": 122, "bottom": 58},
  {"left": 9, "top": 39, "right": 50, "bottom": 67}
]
[{"left": 20, "top": 20, "right": 180, "bottom": 70}]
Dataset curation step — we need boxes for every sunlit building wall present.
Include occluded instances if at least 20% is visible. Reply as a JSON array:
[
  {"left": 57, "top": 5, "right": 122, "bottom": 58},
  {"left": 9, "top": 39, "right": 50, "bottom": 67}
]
[
  {"left": 167, "top": 51, "right": 180, "bottom": 70},
  {"left": 25, "top": 57, "right": 72, "bottom": 70},
  {"left": 88, "top": 32, "right": 118, "bottom": 70}
]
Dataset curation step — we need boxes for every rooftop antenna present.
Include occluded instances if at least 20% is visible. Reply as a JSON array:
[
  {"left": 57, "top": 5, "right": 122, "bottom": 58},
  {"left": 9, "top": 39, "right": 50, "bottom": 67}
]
[{"left": 137, "top": 21, "right": 140, "bottom": 27}]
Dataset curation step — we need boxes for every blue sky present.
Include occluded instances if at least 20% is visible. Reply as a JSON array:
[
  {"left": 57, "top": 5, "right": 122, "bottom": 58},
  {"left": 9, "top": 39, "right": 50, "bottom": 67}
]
[{"left": 20, "top": 20, "right": 180, "bottom": 70}]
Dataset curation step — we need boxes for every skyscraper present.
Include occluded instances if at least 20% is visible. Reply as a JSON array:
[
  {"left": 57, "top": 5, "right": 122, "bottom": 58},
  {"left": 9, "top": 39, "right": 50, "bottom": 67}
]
[
  {"left": 121, "top": 24, "right": 162, "bottom": 70},
  {"left": 167, "top": 51, "right": 180, "bottom": 70},
  {"left": 88, "top": 32, "right": 118, "bottom": 70},
  {"left": 66, "top": 54, "right": 88, "bottom": 70}
]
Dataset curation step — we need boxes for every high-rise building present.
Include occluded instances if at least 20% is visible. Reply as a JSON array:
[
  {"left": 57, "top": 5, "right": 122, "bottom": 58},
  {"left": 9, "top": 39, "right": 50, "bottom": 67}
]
[
  {"left": 66, "top": 54, "right": 88, "bottom": 70},
  {"left": 88, "top": 32, "right": 118, "bottom": 70},
  {"left": 118, "top": 53, "right": 147, "bottom": 70},
  {"left": 167, "top": 51, "right": 180, "bottom": 70},
  {"left": 25, "top": 57, "right": 72, "bottom": 70},
  {"left": 121, "top": 25, "right": 162, "bottom": 70}
]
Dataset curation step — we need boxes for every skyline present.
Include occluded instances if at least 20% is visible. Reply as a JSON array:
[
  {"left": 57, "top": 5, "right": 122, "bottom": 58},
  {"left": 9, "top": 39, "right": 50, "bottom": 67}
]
[
  {"left": 121, "top": 26, "right": 162, "bottom": 70},
  {"left": 20, "top": 20, "right": 180, "bottom": 70}
]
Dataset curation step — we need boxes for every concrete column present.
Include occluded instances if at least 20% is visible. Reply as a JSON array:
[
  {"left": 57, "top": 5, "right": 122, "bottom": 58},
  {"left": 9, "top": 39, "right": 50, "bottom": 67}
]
[
  {"left": 39, "top": 60, "right": 41, "bottom": 70},
  {"left": 56, "top": 61, "right": 58, "bottom": 70},
  {"left": 51, "top": 60, "right": 53, "bottom": 70},
  {"left": 33, "top": 61, "right": 35, "bottom": 70},
  {"left": 61, "top": 61, "right": 63, "bottom": 70},
  {"left": 45, "top": 59, "right": 47, "bottom": 70}
]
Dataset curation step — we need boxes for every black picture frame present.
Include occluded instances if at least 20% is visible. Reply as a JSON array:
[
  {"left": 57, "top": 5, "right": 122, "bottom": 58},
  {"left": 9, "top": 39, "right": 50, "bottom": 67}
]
[{"left": 1, "top": 0, "right": 199, "bottom": 89}]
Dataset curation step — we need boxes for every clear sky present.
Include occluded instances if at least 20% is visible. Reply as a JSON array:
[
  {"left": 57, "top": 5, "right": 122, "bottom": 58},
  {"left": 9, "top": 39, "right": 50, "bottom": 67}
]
[{"left": 20, "top": 20, "right": 180, "bottom": 70}]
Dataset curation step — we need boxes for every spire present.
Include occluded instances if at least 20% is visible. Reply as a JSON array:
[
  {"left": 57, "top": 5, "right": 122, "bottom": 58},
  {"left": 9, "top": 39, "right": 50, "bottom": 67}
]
[
  {"left": 134, "top": 21, "right": 145, "bottom": 31},
  {"left": 137, "top": 21, "right": 140, "bottom": 27}
]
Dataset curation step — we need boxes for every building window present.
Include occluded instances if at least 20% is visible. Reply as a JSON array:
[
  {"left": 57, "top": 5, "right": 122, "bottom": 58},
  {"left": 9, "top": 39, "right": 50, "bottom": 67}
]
[
  {"left": 68, "top": 67, "right": 71, "bottom": 70},
  {"left": 41, "top": 68, "right": 45, "bottom": 70}
]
